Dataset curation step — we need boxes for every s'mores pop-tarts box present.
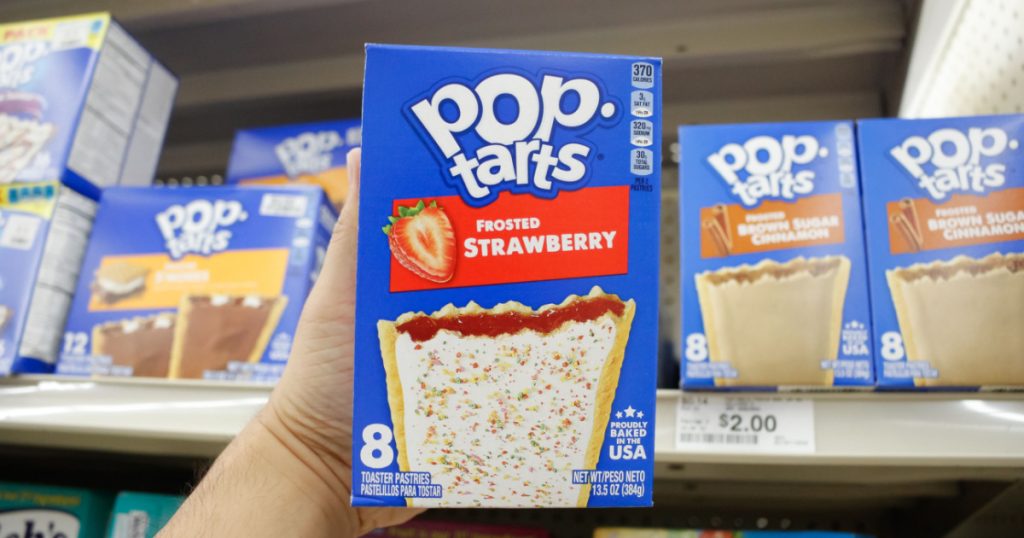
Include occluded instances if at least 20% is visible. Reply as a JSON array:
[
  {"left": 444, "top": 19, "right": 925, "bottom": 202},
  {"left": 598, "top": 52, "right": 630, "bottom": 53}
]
[
  {"left": 352, "top": 45, "right": 661, "bottom": 507},
  {"left": 858, "top": 114, "right": 1024, "bottom": 389},
  {"left": 679, "top": 121, "right": 874, "bottom": 389},
  {"left": 226, "top": 119, "right": 362, "bottom": 209},
  {"left": 0, "top": 13, "right": 177, "bottom": 199},
  {"left": 58, "top": 185, "right": 336, "bottom": 382}
]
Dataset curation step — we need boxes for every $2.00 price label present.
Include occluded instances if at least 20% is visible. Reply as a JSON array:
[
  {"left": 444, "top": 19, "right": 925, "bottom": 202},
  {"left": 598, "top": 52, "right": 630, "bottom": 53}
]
[{"left": 676, "top": 395, "right": 815, "bottom": 454}]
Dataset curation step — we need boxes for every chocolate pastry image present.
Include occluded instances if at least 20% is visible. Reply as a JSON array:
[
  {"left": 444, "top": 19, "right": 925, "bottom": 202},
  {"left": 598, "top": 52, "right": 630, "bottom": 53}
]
[
  {"left": 92, "top": 262, "right": 149, "bottom": 304},
  {"left": 92, "top": 313, "right": 176, "bottom": 377},
  {"left": 168, "top": 294, "right": 287, "bottom": 379}
]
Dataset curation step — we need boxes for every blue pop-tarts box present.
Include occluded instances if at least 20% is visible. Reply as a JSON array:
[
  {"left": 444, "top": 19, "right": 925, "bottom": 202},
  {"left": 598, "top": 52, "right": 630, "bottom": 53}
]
[
  {"left": 0, "top": 482, "right": 114, "bottom": 538},
  {"left": 679, "top": 121, "right": 874, "bottom": 390},
  {"left": 58, "top": 185, "right": 336, "bottom": 382},
  {"left": 0, "top": 13, "right": 177, "bottom": 200},
  {"left": 225, "top": 119, "right": 362, "bottom": 209},
  {"left": 352, "top": 44, "right": 661, "bottom": 507},
  {"left": 858, "top": 114, "right": 1024, "bottom": 389},
  {"left": 1, "top": 181, "right": 97, "bottom": 375}
]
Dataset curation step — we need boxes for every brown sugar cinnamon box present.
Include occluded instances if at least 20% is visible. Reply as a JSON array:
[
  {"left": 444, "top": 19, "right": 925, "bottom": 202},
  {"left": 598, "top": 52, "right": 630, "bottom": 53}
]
[
  {"left": 58, "top": 185, "right": 335, "bottom": 382},
  {"left": 858, "top": 114, "right": 1024, "bottom": 389},
  {"left": 679, "top": 121, "right": 874, "bottom": 389}
]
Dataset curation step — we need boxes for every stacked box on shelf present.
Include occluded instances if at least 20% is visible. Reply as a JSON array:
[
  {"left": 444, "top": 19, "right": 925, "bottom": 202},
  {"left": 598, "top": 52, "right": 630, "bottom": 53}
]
[
  {"left": 106, "top": 491, "right": 183, "bottom": 538},
  {"left": 0, "top": 13, "right": 177, "bottom": 374},
  {"left": 58, "top": 185, "right": 336, "bottom": 382},
  {"left": 0, "top": 482, "right": 114, "bottom": 538},
  {"left": 858, "top": 114, "right": 1024, "bottom": 389},
  {"left": 225, "top": 119, "right": 361, "bottom": 210},
  {"left": 678, "top": 121, "right": 874, "bottom": 390}
]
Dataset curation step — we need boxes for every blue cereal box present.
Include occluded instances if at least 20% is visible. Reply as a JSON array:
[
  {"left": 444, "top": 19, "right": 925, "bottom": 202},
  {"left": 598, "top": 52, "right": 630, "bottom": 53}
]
[
  {"left": 225, "top": 119, "right": 362, "bottom": 209},
  {"left": 1, "top": 181, "right": 97, "bottom": 374},
  {"left": 679, "top": 121, "right": 873, "bottom": 389},
  {"left": 58, "top": 185, "right": 336, "bottom": 382},
  {"left": 352, "top": 44, "right": 661, "bottom": 507},
  {"left": 0, "top": 13, "right": 177, "bottom": 199},
  {"left": 858, "top": 114, "right": 1024, "bottom": 389},
  {"left": 106, "top": 491, "right": 182, "bottom": 538},
  {"left": 0, "top": 482, "right": 114, "bottom": 538}
]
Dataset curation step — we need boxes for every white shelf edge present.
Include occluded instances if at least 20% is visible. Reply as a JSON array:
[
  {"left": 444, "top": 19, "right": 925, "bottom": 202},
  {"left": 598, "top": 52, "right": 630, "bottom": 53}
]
[{"left": 2, "top": 378, "right": 1023, "bottom": 476}]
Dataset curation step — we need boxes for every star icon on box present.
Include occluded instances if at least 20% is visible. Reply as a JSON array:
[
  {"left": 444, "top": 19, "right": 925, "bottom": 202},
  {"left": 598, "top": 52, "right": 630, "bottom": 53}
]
[
  {"left": 637, "top": 411, "right": 644, "bottom": 419},
  {"left": 624, "top": 406, "right": 636, "bottom": 418},
  {"left": 615, "top": 411, "right": 623, "bottom": 419}
]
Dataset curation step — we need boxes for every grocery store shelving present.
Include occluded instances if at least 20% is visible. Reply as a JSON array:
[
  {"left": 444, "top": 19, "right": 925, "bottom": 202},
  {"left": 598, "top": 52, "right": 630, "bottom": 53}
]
[
  {"left": 0, "top": 375, "right": 267, "bottom": 458},
  {"left": 0, "top": 0, "right": 910, "bottom": 177},
  {"left": 3, "top": 376, "right": 1022, "bottom": 481}
]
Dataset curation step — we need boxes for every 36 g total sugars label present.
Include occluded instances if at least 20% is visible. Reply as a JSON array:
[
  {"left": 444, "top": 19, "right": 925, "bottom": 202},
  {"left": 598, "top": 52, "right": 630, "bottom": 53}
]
[{"left": 676, "top": 395, "right": 815, "bottom": 454}]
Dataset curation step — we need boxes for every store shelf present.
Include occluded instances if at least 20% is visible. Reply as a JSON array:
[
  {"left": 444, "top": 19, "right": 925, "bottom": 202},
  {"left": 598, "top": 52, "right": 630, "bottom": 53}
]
[
  {"left": 655, "top": 389, "right": 1024, "bottom": 468},
  {"left": 2, "top": 377, "right": 1023, "bottom": 479},
  {"left": 0, "top": 376, "right": 268, "bottom": 458}
]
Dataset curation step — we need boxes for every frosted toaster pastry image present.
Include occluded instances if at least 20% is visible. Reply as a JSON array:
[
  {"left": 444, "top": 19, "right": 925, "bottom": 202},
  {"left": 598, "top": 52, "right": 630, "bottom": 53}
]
[
  {"left": 168, "top": 294, "right": 287, "bottom": 379},
  {"left": 887, "top": 252, "right": 1024, "bottom": 387},
  {"left": 695, "top": 256, "right": 851, "bottom": 387},
  {"left": 0, "top": 113, "right": 54, "bottom": 184},
  {"left": 377, "top": 287, "right": 635, "bottom": 507},
  {"left": 91, "top": 262, "right": 149, "bottom": 304},
  {"left": 92, "top": 313, "right": 176, "bottom": 378},
  {"left": 0, "top": 305, "right": 11, "bottom": 334}
]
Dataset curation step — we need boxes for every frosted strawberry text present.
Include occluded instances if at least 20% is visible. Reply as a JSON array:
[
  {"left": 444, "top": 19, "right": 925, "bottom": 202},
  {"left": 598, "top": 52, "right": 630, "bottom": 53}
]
[
  {"left": 410, "top": 73, "right": 618, "bottom": 205},
  {"left": 707, "top": 135, "right": 826, "bottom": 207},
  {"left": 890, "top": 127, "right": 1018, "bottom": 200}
]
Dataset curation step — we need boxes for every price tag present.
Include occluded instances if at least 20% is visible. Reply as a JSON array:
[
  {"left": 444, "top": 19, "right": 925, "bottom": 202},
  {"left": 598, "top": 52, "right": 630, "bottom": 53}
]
[{"left": 675, "top": 394, "right": 815, "bottom": 454}]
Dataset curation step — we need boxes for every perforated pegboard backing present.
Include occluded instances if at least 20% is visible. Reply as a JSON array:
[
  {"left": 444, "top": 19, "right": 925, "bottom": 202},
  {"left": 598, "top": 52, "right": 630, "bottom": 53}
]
[{"left": 902, "top": 0, "right": 1024, "bottom": 117}]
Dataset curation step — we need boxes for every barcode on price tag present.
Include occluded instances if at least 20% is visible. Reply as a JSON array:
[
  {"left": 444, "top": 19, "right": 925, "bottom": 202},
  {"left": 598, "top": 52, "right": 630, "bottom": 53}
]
[{"left": 676, "top": 394, "right": 815, "bottom": 454}]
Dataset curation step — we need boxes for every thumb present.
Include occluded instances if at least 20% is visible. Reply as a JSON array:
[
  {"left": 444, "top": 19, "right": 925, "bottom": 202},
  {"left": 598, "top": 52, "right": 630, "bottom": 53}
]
[{"left": 300, "top": 148, "right": 361, "bottom": 324}]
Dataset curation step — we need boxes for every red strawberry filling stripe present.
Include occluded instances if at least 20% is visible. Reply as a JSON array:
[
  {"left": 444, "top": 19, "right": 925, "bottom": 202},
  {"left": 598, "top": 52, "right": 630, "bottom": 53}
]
[{"left": 396, "top": 295, "right": 626, "bottom": 342}]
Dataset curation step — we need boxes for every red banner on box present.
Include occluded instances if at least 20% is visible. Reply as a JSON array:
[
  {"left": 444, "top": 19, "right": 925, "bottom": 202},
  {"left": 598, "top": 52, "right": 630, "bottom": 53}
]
[{"left": 388, "top": 186, "right": 629, "bottom": 292}]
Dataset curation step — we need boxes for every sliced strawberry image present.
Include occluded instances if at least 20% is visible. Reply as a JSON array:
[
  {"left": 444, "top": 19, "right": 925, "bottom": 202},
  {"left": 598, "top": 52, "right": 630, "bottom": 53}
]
[{"left": 383, "top": 200, "right": 456, "bottom": 283}]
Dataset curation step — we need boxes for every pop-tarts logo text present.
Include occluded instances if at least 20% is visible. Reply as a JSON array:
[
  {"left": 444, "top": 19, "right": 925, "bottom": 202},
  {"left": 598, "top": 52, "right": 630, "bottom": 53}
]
[
  {"left": 275, "top": 130, "right": 342, "bottom": 178},
  {"left": 890, "top": 126, "right": 1020, "bottom": 200},
  {"left": 707, "top": 134, "right": 827, "bottom": 207},
  {"left": 155, "top": 199, "right": 248, "bottom": 259},
  {"left": 409, "top": 71, "right": 619, "bottom": 205},
  {"left": 0, "top": 41, "right": 50, "bottom": 88}
]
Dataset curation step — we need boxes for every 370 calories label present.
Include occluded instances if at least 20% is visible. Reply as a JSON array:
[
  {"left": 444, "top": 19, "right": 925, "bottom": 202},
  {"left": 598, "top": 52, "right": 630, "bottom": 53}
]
[{"left": 389, "top": 186, "right": 629, "bottom": 292}]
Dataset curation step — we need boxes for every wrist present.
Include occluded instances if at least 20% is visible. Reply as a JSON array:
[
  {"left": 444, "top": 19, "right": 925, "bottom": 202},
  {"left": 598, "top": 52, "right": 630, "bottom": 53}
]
[{"left": 250, "top": 403, "right": 358, "bottom": 534}]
